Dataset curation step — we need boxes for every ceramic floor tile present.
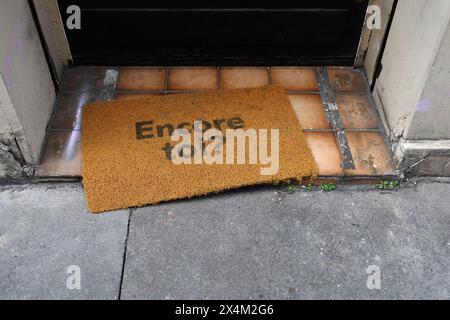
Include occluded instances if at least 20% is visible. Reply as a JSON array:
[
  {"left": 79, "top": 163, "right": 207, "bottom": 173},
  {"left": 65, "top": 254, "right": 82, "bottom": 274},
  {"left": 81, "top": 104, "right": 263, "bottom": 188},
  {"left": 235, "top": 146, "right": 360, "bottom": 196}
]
[
  {"left": 36, "top": 131, "right": 82, "bottom": 177},
  {"left": 51, "top": 92, "right": 102, "bottom": 131},
  {"left": 168, "top": 68, "right": 218, "bottom": 92},
  {"left": 336, "top": 93, "right": 379, "bottom": 130},
  {"left": 61, "top": 67, "right": 114, "bottom": 92},
  {"left": 345, "top": 132, "right": 394, "bottom": 176},
  {"left": 304, "top": 132, "right": 344, "bottom": 176},
  {"left": 220, "top": 67, "right": 269, "bottom": 90},
  {"left": 328, "top": 67, "right": 367, "bottom": 92},
  {"left": 271, "top": 67, "right": 319, "bottom": 92},
  {"left": 43, "top": 65, "right": 393, "bottom": 181},
  {"left": 289, "top": 94, "right": 331, "bottom": 130},
  {"left": 116, "top": 67, "right": 166, "bottom": 91}
]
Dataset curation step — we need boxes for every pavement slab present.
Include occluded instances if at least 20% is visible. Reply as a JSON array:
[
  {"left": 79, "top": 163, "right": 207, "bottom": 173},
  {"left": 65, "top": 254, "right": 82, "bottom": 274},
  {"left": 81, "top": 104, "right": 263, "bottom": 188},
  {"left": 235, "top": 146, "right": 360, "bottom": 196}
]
[
  {"left": 121, "top": 183, "right": 450, "bottom": 300},
  {"left": 1, "top": 182, "right": 450, "bottom": 300},
  {"left": 0, "top": 185, "right": 130, "bottom": 300}
]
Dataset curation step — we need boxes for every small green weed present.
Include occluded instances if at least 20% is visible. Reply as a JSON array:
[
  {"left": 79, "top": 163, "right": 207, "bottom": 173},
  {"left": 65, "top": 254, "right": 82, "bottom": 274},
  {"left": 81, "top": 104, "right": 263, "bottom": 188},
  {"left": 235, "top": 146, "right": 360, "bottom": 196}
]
[
  {"left": 320, "top": 183, "right": 336, "bottom": 192},
  {"left": 378, "top": 180, "right": 400, "bottom": 190}
]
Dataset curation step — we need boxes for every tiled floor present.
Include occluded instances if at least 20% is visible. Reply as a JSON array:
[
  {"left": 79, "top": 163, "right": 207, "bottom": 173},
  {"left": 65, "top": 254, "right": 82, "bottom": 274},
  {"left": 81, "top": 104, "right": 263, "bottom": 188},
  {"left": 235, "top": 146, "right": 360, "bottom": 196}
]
[{"left": 37, "top": 66, "right": 395, "bottom": 182}]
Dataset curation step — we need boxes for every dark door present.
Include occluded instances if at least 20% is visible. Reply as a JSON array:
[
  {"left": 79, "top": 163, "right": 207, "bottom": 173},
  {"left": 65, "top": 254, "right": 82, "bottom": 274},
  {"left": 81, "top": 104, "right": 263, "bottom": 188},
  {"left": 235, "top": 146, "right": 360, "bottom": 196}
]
[{"left": 58, "top": 0, "right": 369, "bottom": 66}]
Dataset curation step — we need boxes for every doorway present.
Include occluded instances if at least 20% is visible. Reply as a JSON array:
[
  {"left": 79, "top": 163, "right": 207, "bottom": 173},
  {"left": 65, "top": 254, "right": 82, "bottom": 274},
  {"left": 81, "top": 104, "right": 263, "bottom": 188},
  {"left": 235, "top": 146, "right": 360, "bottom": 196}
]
[
  {"left": 57, "top": 1, "right": 369, "bottom": 66},
  {"left": 36, "top": 1, "right": 395, "bottom": 183}
]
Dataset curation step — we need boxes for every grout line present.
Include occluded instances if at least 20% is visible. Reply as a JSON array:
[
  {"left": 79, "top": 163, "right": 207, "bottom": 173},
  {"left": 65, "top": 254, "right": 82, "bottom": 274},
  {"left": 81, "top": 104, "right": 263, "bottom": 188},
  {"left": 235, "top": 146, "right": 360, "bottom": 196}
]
[
  {"left": 58, "top": 89, "right": 338, "bottom": 95},
  {"left": 287, "top": 91, "right": 320, "bottom": 95},
  {"left": 165, "top": 66, "right": 217, "bottom": 69},
  {"left": 287, "top": 90, "right": 368, "bottom": 94},
  {"left": 345, "top": 128, "right": 381, "bottom": 133},
  {"left": 303, "top": 129, "right": 381, "bottom": 133},
  {"left": 164, "top": 67, "right": 170, "bottom": 96},
  {"left": 115, "top": 90, "right": 166, "bottom": 95},
  {"left": 268, "top": 67, "right": 273, "bottom": 85},
  {"left": 59, "top": 90, "right": 367, "bottom": 95},
  {"left": 166, "top": 90, "right": 213, "bottom": 94},
  {"left": 118, "top": 208, "right": 133, "bottom": 301},
  {"left": 217, "top": 66, "right": 221, "bottom": 93},
  {"left": 48, "top": 128, "right": 382, "bottom": 134},
  {"left": 59, "top": 89, "right": 353, "bottom": 95},
  {"left": 119, "top": 66, "right": 166, "bottom": 70}
]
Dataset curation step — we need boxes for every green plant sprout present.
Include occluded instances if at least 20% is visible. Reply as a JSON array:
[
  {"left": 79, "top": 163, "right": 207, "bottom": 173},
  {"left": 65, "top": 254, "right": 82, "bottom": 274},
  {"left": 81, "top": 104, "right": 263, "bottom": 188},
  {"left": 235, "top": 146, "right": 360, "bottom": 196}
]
[
  {"left": 391, "top": 180, "right": 400, "bottom": 188},
  {"left": 320, "top": 183, "right": 336, "bottom": 192},
  {"left": 378, "top": 180, "right": 400, "bottom": 190},
  {"left": 378, "top": 180, "right": 389, "bottom": 190}
]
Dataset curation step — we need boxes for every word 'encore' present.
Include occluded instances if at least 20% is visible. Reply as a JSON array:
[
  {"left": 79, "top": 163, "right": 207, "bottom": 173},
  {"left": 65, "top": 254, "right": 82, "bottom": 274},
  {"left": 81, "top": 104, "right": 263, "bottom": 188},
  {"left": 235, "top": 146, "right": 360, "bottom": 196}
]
[{"left": 136, "top": 117, "right": 245, "bottom": 140}]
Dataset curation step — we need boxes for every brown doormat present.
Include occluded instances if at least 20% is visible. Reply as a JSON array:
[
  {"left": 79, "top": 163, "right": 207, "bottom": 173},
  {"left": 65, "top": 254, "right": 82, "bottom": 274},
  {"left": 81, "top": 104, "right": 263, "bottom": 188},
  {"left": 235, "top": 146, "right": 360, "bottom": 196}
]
[{"left": 82, "top": 86, "right": 317, "bottom": 213}]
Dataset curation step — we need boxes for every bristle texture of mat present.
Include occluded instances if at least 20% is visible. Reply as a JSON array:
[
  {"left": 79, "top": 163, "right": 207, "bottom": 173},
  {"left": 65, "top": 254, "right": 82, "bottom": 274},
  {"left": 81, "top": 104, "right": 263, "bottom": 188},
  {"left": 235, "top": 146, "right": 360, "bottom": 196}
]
[{"left": 82, "top": 86, "right": 317, "bottom": 213}]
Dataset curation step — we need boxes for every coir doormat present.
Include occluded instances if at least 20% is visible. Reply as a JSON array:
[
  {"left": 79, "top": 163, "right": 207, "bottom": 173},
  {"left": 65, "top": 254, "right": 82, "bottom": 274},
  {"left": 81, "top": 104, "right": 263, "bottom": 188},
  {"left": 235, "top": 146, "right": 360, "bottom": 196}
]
[{"left": 82, "top": 86, "right": 317, "bottom": 213}]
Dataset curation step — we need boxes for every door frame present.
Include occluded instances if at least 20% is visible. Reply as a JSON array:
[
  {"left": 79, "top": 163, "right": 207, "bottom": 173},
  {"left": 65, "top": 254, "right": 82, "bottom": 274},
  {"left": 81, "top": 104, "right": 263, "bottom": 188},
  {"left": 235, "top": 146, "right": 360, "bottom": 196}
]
[{"left": 53, "top": 1, "right": 373, "bottom": 67}]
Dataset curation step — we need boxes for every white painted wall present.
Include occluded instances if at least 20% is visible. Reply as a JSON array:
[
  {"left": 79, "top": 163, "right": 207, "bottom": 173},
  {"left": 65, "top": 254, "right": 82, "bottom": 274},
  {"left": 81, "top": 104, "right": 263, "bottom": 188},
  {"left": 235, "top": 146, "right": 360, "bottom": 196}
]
[
  {"left": 406, "top": 20, "right": 450, "bottom": 139},
  {"left": 363, "top": 0, "right": 395, "bottom": 84},
  {"left": 0, "top": 0, "right": 56, "bottom": 163},
  {"left": 32, "top": 0, "right": 71, "bottom": 83},
  {"left": 0, "top": 90, "right": 12, "bottom": 135},
  {"left": 0, "top": 67, "right": 23, "bottom": 139},
  {"left": 374, "top": 0, "right": 450, "bottom": 141}
]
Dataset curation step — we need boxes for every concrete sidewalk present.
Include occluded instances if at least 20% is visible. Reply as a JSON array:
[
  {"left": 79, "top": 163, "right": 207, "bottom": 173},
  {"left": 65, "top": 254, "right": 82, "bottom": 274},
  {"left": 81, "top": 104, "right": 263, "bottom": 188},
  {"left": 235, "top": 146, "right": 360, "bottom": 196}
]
[{"left": 0, "top": 181, "right": 449, "bottom": 300}]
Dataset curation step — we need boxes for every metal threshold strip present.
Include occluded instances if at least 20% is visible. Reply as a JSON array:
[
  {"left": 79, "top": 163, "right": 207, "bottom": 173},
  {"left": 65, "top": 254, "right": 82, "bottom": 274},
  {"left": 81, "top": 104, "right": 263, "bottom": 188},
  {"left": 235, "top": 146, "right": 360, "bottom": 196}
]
[{"left": 316, "top": 67, "right": 356, "bottom": 170}]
